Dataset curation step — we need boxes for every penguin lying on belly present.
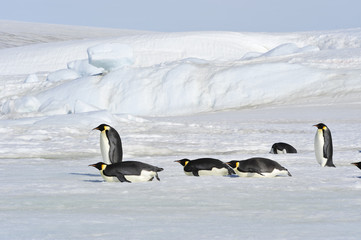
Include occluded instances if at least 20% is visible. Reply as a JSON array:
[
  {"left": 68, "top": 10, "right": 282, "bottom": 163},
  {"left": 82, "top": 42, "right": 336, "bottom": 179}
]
[
  {"left": 89, "top": 161, "right": 164, "bottom": 183},
  {"left": 226, "top": 157, "right": 292, "bottom": 177},
  {"left": 175, "top": 158, "right": 235, "bottom": 176},
  {"left": 270, "top": 142, "right": 297, "bottom": 154}
]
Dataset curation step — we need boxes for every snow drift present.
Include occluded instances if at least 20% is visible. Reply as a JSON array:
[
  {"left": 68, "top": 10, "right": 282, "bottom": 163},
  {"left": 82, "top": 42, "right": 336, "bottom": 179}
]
[{"left": 1, "top": 29, "right": 361, "bottom": 117}]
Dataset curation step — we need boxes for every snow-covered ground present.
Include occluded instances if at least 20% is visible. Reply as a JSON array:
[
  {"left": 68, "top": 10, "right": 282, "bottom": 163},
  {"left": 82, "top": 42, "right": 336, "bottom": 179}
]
[{"left": 0, "top": 21, "right": 361, "bottom": 239}]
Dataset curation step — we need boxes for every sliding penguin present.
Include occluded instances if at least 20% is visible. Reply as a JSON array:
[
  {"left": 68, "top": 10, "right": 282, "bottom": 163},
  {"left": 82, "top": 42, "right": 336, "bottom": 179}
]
[
  {"left": 270, "top": 142, "right": 297, "bottom": 154},
  {"left": 89, "top": 161, "right": 163, "bottom": 183},
  {"left": 226, "top": 157, "right": 291, "bottom": 177},
  {"left": 313, "top": 123, "right": 335, "bottom": 167},
  {"left": 93, "top": 124, "right": 123, "bottom": 164},
  {"left": 174, "top": 158, "right": 235, "bottom": 176}
]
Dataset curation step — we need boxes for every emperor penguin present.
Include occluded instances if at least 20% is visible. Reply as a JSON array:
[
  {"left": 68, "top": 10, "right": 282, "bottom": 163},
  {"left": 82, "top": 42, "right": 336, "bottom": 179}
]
[
  {"left": 226, "top": 157, "right": 292, "bottom": 177},
  {"left": 174, "top": 158, "right": 235, "bottom": 176},
  {"left": 313, "top": 123, "right": 335, "bottom": 167},
  {"left": 270, "top": 142, "right": 297, "bottom": 154},
  {"left": 93, "top": 124, "right": 123, "bottom": 164},
  {"left": 89, "top": 161, "right": 163, "bottom": 183}
]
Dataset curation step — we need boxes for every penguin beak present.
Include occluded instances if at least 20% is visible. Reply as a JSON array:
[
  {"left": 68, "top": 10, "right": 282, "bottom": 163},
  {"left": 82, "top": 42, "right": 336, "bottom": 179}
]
[
  {"left": 92, "top": 127, "right": 99, "bottom": 131},
  {"left": 174, "top": 160, "right": 180, "bottom": 163},
  {"left": 89, "top": 164, "right": 95, "bottom": 167}
]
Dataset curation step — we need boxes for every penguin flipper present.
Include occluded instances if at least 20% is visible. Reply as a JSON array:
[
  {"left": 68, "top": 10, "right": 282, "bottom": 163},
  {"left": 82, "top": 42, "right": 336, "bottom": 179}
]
[
  {"left": 246, "top": 168, "right": 264, "bottom": 176},
  {"left": 227, "top": 166, "right": 236, "bottom": 175},
  {"left": 192, "top": 170, "right": 200, "bottom": 177},
  {"left": 115, "top": 173, "right": 131, "bottom": 183},
  {"left": 155, "top": 173, "right": 160, "bottom": 181},
  {"left": 107, "top": 130, "right": 123, "bottom": 163}
]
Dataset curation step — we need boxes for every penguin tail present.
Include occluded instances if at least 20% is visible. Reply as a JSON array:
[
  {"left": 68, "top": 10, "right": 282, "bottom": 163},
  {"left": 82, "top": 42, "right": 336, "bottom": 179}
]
[
  {"left": 287, "top": 170, "right": 292, "bottom": 177},
  {"left": 156, "top": 167, "right": 164, "bottom": 172}
]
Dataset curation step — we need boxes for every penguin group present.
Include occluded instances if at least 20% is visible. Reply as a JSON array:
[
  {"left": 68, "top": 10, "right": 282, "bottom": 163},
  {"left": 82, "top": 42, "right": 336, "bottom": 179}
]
[
  {"left": 91, "top": 124, "right": 163, "bottom": 183},
  {"left": 89, "top": 122, "right": 358, "bottom": 183}
]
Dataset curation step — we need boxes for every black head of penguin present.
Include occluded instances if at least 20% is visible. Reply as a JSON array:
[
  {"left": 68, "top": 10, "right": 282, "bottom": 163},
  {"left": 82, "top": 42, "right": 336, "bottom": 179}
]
[
  {"left": 93, "top": 124, "right": 109, "bottom": 131},
  {"left": 89, "top": 162, "right": 107, "bottom": 170},
  {"left": 226, "top": 160, "right": 238, "bottom": 169},
  {"left": 351, "top": 162, "right": 361, "bottom": 170},
  {"left": 174, "top": 159, "right": 190, "bottom": 166},
  {"left": 313, "top": 123, "right": 327, "bottom": 130}
]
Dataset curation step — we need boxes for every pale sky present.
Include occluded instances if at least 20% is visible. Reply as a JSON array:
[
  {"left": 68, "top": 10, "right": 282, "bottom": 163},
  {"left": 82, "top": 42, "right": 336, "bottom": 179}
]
[{"left": 1, "top": 0, "right": 361, "bottom": 32}]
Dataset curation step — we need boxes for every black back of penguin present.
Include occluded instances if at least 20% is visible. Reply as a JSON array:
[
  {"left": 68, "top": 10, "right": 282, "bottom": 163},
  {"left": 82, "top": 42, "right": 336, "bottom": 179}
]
[
  {"left": 237, "top": 157, "right": 287, "bottom": 173},
  {"left": 322, "top": 126, "right": 334, "bottom": 167},
  {"left": 106, "top": 125, "right": 123, "bottom": 163}
]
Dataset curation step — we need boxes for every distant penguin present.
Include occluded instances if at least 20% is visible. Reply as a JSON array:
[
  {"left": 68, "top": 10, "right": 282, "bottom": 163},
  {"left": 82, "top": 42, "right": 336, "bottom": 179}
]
[
  {"left": 270, "top": 142, "right": 297, "bottom": 154},
  {"left": 313, "top": 123, "right": 335, "bottom": 167},
  {"left": 226, "top": 157, "right": 292, "bottom": 177},
  {"left": 351, "top": 162, "right": 361, "bottom": 170},
  {"left": 93, "top": 124, "right": 123, "bottom": 164},
  {"left": 89, "top": 161, "right": 164, "bottom": 183},
  {"left": 174, "top": 158, "right": 235, "bottom": 176}
]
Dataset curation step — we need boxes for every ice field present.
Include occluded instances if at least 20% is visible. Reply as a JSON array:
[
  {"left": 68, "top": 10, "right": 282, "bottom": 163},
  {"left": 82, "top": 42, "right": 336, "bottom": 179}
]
[{"left": 0, "top": 21, "right": 361, "bottom": 239}]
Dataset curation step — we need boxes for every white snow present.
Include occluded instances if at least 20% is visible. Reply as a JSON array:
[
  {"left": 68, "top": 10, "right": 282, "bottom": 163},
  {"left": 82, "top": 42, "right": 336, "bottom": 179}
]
[{"left": 0, "top": 21, "right": 361, "bottom": 239}]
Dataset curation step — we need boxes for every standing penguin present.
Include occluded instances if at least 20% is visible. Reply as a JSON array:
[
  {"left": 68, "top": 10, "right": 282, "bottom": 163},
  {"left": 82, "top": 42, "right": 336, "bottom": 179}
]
[
  {"left": 314, "top": 123, "right": 335, "bottom": 167},
  {"left": 93, "top": 124, "right": 123, "bottom": 164}
]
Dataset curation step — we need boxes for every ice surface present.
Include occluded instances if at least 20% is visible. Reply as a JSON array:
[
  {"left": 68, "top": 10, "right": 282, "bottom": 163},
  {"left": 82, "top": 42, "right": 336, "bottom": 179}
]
[
  {"left": 0, "top": 21, "right": 361, "bottom": 239},
  {"left": 67, "top": 59, "right": 103, "bottom": 77},
  {"left": 87, "top": 43, "right": 134, "bottom": 72}
]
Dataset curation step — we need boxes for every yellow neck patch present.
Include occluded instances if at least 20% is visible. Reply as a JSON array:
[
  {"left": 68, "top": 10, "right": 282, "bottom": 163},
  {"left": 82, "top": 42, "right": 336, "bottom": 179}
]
[
  {"left": 101, "top": 164, "right": 107, "bottom": 170},
  {"left": 104, "top": 126, "right": 110, "bottom": 131},
  {"left": 184, "top": 161, "right": 189, "bottom": 166},
  {"left": 236, "top": 162, "right": 240, "bottom": 168}
]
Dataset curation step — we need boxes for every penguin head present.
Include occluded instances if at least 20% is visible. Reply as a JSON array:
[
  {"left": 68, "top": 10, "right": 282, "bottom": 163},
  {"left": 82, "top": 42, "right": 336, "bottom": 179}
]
[
  {"left": 89, "top": 162, "right": 108, "bottom": 170},
  {"left": 93, "top": 124, "right": 111, "bottom": 132},
  {"left": 351, "top": 162, "right": 361, "bottom": 170},
  {"left": 313, "top": 123, "right": 327, "bottom": 130},
  {"left": 226, "top": 161, "right": 239, "bottom": 169},
  {"left": 174, "top": 159, "right": 190, "bottom": 166}
]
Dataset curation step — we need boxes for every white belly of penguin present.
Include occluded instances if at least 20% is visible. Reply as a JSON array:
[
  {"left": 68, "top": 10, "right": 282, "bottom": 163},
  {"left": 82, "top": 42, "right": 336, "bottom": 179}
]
[
  {"left": 124, "top": 170, "right": 157, "bottom": 182},
  {"left": 234, "top": 168, "right": 288, "bottom": 177},
  {"left": 314, "top": 130, "right": 327, "bottom": 167},
  {"left": 197, "top": 167, "right": 229, "bottom": 176},
  {"left": 277, "top": 149, "right": 287, "bottom": 154},
  {"left": 100, "top": 131, "right": 111, "bottom": 164},
  {"left": 100, "top": 170, "right": 157, "bottom": 183},
  {"left": 100, "top": 171, "right": 119, "bottom": 182}
]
